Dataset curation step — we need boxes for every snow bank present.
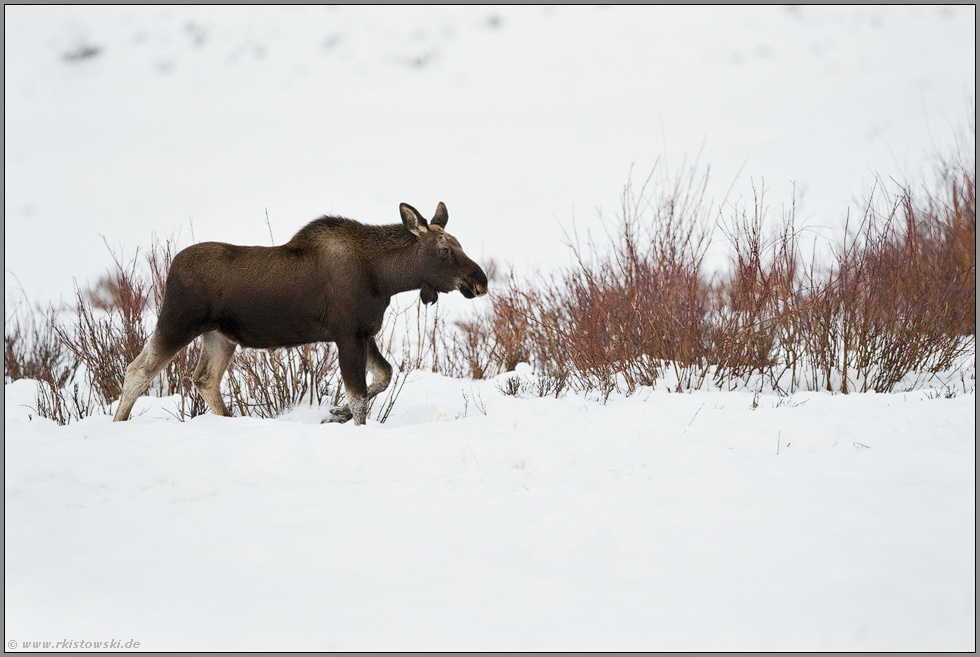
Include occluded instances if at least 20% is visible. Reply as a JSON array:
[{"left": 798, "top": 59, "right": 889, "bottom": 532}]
[{"left": 5, "top": 373, "right": 975, "bottom": 650}]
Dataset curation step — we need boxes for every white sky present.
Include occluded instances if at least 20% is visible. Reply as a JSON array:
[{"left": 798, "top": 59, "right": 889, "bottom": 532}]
[{"left": 4, "top": 6, "right": 975, "bottom": 309}]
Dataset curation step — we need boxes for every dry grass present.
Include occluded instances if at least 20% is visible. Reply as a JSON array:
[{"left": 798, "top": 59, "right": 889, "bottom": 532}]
[
  {"left": 226, "top": 344, "right": 341, "bottom": 419},
  {"left": 5, "top": 302, "right": 92, "bottom": 424}
]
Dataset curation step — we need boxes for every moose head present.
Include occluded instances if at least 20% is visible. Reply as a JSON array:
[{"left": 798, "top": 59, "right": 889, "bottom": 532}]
[{"left": 400, "top": 202, "right": 488, "bottom": 305}]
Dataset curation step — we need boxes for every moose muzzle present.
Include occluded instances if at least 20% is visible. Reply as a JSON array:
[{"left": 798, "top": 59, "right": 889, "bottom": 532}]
[{"left": 458, "top": 267, "right": 489, "bottom": 299}]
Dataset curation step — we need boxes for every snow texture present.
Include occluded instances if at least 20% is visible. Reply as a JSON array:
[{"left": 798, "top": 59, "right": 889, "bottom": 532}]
[{"left": 4, "top": 372, "right": 976, "bottom": 650}]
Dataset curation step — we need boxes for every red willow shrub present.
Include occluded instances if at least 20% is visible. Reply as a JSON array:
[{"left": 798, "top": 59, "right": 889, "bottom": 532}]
[{"left": 456, "top": 157, "right": 975, "bottom": 398}]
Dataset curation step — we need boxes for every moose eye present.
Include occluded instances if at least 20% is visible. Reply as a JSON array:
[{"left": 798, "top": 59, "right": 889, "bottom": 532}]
[{"left": 440, "top": 247, "right": 450, "bottom": 258}]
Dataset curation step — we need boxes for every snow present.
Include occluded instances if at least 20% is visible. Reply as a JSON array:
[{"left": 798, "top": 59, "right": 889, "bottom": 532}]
[
  {"left": 5, "top": 372, "right": 976, "bottom": 650},
  {"left": 4, "top": 6, "right": 976, "bottom": 651}
]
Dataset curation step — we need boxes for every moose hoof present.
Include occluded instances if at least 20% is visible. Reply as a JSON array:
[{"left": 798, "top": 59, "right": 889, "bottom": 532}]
[{"left": 322, "top": 406, "right": 353, "bottom": 424}]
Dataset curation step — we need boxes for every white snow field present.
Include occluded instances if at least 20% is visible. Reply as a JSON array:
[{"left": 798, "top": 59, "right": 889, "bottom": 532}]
[
  {"left": 4, "top": 5, "right": 976, "bottom": 652},
  {"left": 4, "top": 370, "right": 976, "bottom": 651}
]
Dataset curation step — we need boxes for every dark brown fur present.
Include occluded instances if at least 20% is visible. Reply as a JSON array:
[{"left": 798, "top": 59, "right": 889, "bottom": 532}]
[{"left": 113, "top": 202, "right": 487, "bottom": 425}]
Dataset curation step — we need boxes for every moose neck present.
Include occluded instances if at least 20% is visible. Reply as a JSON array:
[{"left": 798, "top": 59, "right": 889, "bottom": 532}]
[
  {"left": 288, "top": 218, "right": 430, "bottom": 297},
  {"left": 372, "top": 242, "right": 428, "bottom": 296}
]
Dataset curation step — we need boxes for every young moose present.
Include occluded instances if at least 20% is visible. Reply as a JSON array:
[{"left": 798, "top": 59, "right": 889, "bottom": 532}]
[{"left": 113, "top": 202, "right": 488, "bottom": 425}]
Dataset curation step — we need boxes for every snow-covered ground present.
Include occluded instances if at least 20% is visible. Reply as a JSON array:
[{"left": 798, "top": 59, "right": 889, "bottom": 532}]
[
  {"left": 4, "top": 6, "right": 976, "bottom": 652},
  {"left": 4, "top": 370, "right": 976, "bottom": 651}
]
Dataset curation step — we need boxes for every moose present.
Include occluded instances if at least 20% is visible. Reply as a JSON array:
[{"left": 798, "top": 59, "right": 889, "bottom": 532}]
[{"left": 113, "top": 202, "right": 488, "bottom": 425}]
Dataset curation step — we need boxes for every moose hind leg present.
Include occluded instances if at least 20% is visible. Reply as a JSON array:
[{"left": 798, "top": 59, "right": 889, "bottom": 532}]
[
  {"left": 114, "top": 331, "right": 184, "bottom": 422},
  {"left": 192, "top": 331, "right": 237, "bottom": 417}
]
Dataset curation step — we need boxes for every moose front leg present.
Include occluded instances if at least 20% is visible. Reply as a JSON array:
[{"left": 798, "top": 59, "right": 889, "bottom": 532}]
[
  {"left": 327, "top": 337, "right": 392, "bottom": 425},
  {"left": 332, "top": 336, "right": 369, "bottom": 425}
]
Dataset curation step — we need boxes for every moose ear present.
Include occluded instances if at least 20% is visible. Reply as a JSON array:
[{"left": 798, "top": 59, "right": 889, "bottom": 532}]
[
  {"left": 431, "top": 202, "right": 449, "bottom": 229},
  {"left": 400, "top": 203, "right": 428, "bottom": 236},
  {"left": 420, "top": 282, "right": 439, "bottom": 305}
]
